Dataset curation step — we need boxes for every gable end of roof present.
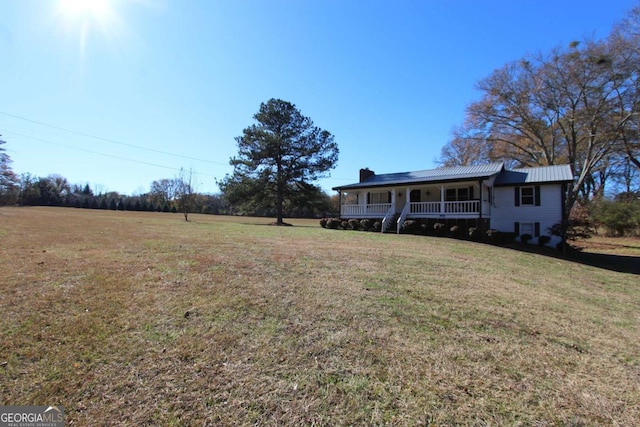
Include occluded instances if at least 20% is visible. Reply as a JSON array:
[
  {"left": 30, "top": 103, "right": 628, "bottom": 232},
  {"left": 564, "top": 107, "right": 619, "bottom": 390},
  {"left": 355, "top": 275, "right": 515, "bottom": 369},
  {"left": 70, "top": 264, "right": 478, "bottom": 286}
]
[{"left": 493, "top": 164, "right": 573, "bottom": 186}]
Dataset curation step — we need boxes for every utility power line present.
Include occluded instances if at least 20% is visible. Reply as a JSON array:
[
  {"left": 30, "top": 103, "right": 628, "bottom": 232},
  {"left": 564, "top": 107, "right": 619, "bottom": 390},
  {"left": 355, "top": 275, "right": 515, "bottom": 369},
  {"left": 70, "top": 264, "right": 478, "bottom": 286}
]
[
  {"left": 1, "top": 129, "right": 219, "bottom": 178},
  {"left": 0, "top": 110, "right": 229, "bottom": 166},
  {"left": 1, "top": 110, "right": 354, "bottom": 185}
]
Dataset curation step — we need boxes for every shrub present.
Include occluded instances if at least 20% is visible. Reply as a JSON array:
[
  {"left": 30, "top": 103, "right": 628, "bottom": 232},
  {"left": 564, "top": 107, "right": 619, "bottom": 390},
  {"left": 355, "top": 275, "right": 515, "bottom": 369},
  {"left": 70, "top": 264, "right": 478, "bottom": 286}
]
[
  {"left": 401, "top": 220, "right": 420, "bottom": 234},
  {"left": 433, "top": 222, "right": 445, "bottom": 236},
  {"left": 360, "top": 219, "right": 372, "bottom": 231},
  {"left": 520, "top": 233, "right": 532, "bottom": 244},
  {"left": 421, "top": 223, "right": 430, "bottom": 235},
  {"left": 501, "top": 232, "right": 516, "bottom": 244},
  {"left": 549, "top": 223, "right": 562, "bottom": 237},
  {"left": 549, "top": 203, "right": 594, "bottom": 241},
  {"left": 486, "top": 229, "right": 501, "bottom": 244},
  {"left": 538, "top": 235, "right": 551, "bottom": 247},
  {"left": 348, "top": 218, "right": 361, "bottom": 230},
  {"left": 326, "top": 218, "right": 342, "bottom": 229},
  {"left": 450, "top": 225, "right": 461, "bottom": 237},
  {"left": 319, "top": 218, "right": 328, "bottom": 228},
  {"left": 373, "top": 221, "right": 382, "bottom": 232},
  {"left": 591, "top": 199, "right": 640, "bottom": 236},
  {"left": 341, "top": 220, "right": 349, "bottom": 230},
  {"left": 468, "top": 227, "right": 481, "bottom": 241}
]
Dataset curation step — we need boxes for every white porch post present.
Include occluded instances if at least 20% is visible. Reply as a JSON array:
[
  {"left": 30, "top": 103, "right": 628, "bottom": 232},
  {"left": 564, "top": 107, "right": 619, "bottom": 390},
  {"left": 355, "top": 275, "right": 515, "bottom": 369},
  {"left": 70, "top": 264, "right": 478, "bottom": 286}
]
[
  {"left": 391, "top": 189, "right": 396, "bottom": 213},
  {"left": 406, "top": 187, "right": 411, "bottom": 211},
  {"left": 478, "top": 179, "right": 483, "bottom": 221},
  {"left": 440, "top": 185, "right": 445, "bottom": 214},
  {"left": 363, "top": 191, "right": 368, "bottom": 214}
]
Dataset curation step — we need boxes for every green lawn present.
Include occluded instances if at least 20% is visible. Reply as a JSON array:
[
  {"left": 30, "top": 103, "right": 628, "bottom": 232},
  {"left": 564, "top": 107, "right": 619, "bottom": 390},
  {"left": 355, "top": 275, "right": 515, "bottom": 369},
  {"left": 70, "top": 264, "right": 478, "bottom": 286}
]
[{"left": 1, "top": 207, "right": 638, "bottom": 425}]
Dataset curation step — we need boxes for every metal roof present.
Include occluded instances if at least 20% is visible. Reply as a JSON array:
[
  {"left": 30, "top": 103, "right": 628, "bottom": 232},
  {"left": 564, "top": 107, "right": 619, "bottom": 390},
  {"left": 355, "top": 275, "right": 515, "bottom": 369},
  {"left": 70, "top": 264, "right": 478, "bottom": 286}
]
[
  {"left": 493, "top": 164, "right": 574, "bottom": 186},
  {"left": 333, "top": 163, "right": 505, "bottom": 190},
  {"left": 333, "top": 163, "right": 574, "bottom": 191}
]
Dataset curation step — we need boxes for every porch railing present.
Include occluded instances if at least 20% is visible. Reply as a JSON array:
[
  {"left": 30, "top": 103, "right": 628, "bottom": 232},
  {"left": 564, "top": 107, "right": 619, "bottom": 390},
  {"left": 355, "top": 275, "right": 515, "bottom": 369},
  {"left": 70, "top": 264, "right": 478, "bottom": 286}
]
[
  {"left": 409, "top": 201, "right": 441, "bottom": 214},
  {"left": 396, "top": 203, "right": 411, "bottom": 234},
  {"left": 341, "top": 200, "right": 486, "bottom": 218},
  {"left": 410, "top": 200, "right": 480, "bottom": 215},
  {"left": 381, "top": 205, "right": 396, "bottom": 233},
  {"left": 340, "top": 203, "right": 392, "bottom": 217},
  {"left": 443, "top": 200, "right": 480, "bottom": 213}
]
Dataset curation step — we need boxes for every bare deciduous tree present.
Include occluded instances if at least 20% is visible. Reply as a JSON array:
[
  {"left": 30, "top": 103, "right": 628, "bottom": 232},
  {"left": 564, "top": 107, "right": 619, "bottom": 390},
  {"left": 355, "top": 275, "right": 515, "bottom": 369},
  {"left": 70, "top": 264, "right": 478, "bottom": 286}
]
[
  {"left": 149, "top": 178, "right": 177, "bottom": 209},
  {"left": 442, "top": 5, "right": 640, "bottom": 204},
  {"left": 446, "top": 40, "right": 629, "bottom": 209},
  {"left": 439, "top": 124, "right": 492, "bottom": 167},
  {"left": 609, "top": 5, "right": 640, "bottom": 172},
  {"left": 175, "top": 168, "right": 196, "bottom": 221}
]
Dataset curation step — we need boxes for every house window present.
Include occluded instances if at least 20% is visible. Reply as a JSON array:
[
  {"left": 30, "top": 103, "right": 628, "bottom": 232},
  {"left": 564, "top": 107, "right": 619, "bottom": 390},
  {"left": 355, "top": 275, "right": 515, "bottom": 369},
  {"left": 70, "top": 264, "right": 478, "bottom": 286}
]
[
  {"left": 521, "top": 186, "right": 535, "bottom": 205},
  {"left": 515, "top": 185, "right": 541, "bottom": 206},
  {"left": 520, "top": 222, "right": 535, "bottom": 236},
  {"left": 369, "top": 191, "right": 390, "bottom": 204},
  {"left": 515, "top": 221, "right": 540, "bottom": 237},
  {"left": 344, "top": 193, "right": 358, "bottom": 204},
  {"left": 445, "top": 187, "right": 473, "bottom": 201}
]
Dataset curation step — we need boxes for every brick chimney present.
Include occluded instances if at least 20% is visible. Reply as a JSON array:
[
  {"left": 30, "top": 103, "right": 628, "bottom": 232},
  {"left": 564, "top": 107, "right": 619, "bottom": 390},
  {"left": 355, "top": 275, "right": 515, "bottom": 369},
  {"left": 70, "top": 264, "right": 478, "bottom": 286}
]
[{"left": 359, "top": 168, "right": 375, "bottom": 183}]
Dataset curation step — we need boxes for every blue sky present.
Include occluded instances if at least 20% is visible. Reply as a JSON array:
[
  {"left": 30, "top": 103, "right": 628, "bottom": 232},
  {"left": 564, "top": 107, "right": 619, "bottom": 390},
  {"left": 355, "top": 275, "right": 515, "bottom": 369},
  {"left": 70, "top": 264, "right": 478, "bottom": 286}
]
[{"left": 1, "top": 0, "right": 637, "bottom": 195}]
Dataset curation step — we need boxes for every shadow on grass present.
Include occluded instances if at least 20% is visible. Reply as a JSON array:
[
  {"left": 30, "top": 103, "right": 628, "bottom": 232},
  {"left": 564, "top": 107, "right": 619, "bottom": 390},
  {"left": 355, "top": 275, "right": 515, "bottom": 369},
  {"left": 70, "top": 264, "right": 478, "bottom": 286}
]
[
  {"left": 250, "top": 222, "right": 319, "bottom": 228},
  {"left": 504, "top": 242, "right": 640, "bottom": 275}
]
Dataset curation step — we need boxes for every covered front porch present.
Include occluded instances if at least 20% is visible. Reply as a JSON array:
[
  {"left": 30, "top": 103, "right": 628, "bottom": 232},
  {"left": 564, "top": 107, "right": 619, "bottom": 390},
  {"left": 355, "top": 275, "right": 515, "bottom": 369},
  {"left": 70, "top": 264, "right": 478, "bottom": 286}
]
[{"left": 337, "top": 182, "right": 493, "bottom": 232}]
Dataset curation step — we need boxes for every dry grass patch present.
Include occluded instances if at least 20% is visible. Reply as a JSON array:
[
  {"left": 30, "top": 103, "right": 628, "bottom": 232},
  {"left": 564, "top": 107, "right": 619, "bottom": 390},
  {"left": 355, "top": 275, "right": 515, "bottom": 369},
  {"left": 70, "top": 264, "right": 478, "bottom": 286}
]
[
  {"left": 572, "top": 235, "right": 640, "bottom": 256},
  {"left": 0, "top": 207, "right": 638, "bottom": 425}
]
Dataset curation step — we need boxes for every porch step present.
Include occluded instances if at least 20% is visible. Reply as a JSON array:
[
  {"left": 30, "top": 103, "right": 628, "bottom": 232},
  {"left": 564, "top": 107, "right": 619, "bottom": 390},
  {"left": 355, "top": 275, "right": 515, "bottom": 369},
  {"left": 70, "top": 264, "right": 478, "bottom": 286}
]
[{"left": 382, "top": 214, "right": 399, "bottom": 233}]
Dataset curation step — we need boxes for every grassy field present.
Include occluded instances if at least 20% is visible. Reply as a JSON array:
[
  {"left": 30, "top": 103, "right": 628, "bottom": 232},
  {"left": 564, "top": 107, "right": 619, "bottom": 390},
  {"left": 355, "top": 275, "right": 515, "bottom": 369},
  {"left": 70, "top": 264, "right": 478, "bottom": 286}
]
[{"left": 1, "top": 207, "right": 638, "bottom": 426}]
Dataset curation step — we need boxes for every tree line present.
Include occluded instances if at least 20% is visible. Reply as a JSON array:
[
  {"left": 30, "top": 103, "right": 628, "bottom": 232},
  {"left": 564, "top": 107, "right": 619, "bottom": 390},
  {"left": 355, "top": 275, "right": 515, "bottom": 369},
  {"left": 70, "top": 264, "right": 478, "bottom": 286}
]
[
  {"left": 0, "top": 169, "right": 226, "bottom": 215},
  {"left": 0, "top": 135, "right": 338, "bottom": 219}
]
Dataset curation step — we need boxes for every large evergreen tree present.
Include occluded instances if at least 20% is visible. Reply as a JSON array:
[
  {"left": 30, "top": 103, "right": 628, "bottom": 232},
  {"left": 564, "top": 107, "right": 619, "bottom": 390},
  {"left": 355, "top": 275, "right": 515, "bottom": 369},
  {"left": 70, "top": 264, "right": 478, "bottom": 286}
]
[{"left": 219, "top": 99, "right": 338, "bottom": 225}]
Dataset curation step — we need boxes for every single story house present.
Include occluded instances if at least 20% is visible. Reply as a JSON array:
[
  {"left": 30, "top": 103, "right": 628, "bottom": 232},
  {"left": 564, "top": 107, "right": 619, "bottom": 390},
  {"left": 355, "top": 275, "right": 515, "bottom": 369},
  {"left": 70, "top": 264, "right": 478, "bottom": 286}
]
[{"left": 332, "top": 162, "right": 574, "bottom": 245}]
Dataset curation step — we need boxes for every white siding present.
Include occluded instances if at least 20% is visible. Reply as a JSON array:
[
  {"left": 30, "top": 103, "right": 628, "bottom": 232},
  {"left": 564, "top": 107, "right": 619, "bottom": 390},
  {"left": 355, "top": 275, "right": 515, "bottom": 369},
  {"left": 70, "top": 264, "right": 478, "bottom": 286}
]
[{"left": 492, "top": 184, "right": 564, "bottom": 245}]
